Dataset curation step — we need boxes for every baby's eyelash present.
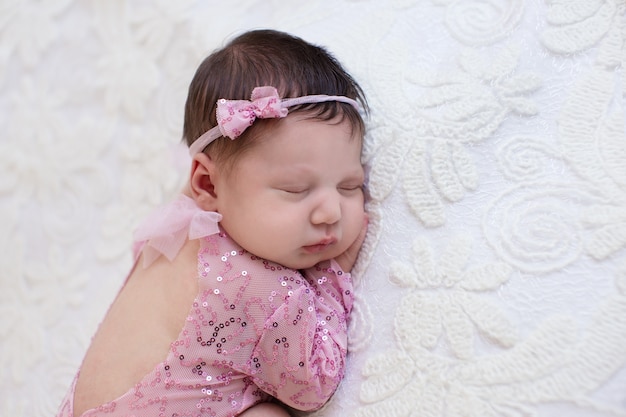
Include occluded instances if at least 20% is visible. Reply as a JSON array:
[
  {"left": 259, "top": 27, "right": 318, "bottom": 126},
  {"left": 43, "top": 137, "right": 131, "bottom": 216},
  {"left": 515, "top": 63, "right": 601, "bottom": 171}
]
[
  {"left": 279, "top": 187, "right": 309, "bottom": 194},
  {"left": 339, "top": 183, "right": 364, "bottom": 190}
]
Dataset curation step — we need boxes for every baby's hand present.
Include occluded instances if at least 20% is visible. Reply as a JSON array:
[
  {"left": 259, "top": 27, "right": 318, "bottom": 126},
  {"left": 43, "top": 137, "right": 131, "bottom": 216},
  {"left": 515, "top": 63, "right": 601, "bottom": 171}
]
[{"left": 335, "top": 215, "right": 368, "bottom": 272}]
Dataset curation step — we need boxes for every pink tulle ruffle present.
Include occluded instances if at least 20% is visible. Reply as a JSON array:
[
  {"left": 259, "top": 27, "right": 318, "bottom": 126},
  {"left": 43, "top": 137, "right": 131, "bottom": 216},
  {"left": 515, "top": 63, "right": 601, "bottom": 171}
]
[{"left": 133, "top": 195, "right": 222, "bottom": 267}]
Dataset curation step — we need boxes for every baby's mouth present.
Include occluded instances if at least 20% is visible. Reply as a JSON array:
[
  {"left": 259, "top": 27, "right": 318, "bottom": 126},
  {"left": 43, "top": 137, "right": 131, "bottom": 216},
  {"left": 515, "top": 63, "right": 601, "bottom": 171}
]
[{"left": 302, "top": 238, "right": 336, "bottom": 253}]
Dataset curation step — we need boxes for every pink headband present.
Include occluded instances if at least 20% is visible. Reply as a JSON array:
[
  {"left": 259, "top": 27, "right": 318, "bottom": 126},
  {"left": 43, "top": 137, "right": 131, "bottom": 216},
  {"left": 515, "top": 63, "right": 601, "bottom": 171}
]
[{"left": 188, "top": 86, "right": 360, "bottom": 155}]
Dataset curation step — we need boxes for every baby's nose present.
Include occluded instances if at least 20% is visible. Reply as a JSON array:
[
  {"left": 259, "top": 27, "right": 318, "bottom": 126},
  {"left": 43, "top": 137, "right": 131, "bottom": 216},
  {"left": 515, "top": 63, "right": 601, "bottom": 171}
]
[{"left": 310, "top": 191, "right": 341, "bottom": 225}]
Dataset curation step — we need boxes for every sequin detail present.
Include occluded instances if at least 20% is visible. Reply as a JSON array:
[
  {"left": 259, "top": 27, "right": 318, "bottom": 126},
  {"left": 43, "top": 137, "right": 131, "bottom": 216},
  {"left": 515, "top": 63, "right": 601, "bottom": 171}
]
[{"left": 56, "top": 204, "right": 354, "bottom": 417}]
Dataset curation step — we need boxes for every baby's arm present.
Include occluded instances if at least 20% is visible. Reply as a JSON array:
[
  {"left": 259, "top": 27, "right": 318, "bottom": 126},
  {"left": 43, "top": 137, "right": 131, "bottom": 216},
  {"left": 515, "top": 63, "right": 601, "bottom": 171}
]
[
  {"left": 250, "top": 261, "right": 353, "bottom": 410},
  {"left": 250, "top": 218, "right": 367, "bottom": 411}
]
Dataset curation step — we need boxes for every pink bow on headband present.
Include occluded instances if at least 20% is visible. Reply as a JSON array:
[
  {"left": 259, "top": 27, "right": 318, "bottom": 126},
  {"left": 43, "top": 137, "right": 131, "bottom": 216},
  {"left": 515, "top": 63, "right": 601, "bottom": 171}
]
[
  {"left": 217, "top": 86, "right": 287, "bottom": 139},
  {"left": 188, "top": 86, "right": 359, "bottom": 155}
]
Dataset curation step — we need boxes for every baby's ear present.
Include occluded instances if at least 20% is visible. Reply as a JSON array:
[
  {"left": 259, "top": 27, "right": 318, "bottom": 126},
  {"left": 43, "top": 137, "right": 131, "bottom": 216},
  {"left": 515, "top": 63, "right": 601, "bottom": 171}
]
[{"left": 189, "top": 153, "right": 219, "bottom": 211}]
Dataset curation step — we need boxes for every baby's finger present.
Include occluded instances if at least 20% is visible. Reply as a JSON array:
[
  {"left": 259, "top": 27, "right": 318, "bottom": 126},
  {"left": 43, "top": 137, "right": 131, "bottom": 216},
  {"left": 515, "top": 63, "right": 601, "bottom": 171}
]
[{"left": 336, "top": 214, "right": 369, "bottom": 271}]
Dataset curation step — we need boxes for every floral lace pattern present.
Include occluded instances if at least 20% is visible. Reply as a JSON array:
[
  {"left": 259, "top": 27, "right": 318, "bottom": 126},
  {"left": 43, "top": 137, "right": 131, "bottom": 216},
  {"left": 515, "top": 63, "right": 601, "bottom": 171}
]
[{"left": 1, "top": 1, "right": 624, "bottom": 416}]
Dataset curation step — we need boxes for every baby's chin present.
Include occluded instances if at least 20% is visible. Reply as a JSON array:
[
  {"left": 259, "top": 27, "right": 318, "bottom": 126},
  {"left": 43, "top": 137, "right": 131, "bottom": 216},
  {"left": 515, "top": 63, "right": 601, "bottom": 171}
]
[
  {"left": 276, "top": 259, "right": 321, "bottom": 271},
  {"left": 260, "top": 243, "right": 348, "bottom": 271},
  {"left": 272, "top": 254, "right": 333, "bottom": 272}
]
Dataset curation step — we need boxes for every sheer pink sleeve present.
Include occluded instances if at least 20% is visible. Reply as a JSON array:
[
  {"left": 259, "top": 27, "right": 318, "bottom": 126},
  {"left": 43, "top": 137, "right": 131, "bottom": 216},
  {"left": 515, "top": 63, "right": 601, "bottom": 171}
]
[{"left": 249, "top": 259, "right": 354, "bottom": 410}]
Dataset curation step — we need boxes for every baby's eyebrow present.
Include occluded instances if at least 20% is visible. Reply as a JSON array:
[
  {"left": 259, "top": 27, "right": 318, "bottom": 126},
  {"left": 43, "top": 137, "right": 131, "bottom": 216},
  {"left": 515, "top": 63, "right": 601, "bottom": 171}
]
[{"left": 344, "top": 167, "right": 366, "bottom": 179}]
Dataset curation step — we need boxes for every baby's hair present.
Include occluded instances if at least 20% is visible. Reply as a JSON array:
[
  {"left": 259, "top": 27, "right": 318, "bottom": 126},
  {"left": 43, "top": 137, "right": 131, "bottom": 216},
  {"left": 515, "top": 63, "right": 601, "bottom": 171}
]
[{"left": 182, "top": 29, "right": 368, "bottom": 169}]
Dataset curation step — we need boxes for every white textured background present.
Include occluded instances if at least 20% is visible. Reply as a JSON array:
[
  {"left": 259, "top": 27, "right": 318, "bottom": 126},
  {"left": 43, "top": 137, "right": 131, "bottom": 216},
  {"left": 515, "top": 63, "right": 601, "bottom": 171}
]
[{"left": 1, "top": 1, "right": 625, "bottom": 416}]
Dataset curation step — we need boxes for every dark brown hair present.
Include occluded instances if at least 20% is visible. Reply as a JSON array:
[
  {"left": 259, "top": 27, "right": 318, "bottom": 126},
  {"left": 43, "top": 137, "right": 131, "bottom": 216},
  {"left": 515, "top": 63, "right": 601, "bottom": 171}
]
[{"left": 182, "top": 29, "right": 368, "bottom": 167}]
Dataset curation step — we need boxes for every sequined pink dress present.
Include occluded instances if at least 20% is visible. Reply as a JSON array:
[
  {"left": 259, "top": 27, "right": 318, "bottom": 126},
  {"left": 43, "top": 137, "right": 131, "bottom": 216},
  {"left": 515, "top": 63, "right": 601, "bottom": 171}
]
[{"left": 56, "top": 195, "right": 354, "bottom": 417}]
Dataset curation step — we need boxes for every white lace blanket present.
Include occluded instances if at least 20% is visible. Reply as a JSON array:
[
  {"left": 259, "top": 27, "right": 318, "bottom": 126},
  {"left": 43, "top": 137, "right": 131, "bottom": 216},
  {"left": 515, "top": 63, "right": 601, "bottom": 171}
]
[{"left": 1, "top": 1, "right": 624, "bottom": 416}]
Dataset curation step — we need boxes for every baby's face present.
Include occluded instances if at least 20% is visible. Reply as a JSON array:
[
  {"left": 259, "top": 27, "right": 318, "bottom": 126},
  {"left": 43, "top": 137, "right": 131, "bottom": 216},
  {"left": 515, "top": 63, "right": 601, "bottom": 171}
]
[{"left": 212, "top": 114, "right": 365, "bottom": 270}]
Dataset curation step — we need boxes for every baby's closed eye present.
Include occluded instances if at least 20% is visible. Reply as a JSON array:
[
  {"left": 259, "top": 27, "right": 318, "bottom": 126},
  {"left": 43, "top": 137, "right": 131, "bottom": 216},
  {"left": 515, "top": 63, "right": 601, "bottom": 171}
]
[
  {"left": 277, "top": 185, "right": 309, "bottom": 193},
  {"left": 338, "top": 183, "right": 364, "bottom": 195}
]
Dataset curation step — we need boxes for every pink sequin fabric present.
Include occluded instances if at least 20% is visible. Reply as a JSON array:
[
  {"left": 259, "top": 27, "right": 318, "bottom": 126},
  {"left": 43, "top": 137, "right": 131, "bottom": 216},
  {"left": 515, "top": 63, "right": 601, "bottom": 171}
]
[
  {"left": 216, "top": 86, "right": 287, "bottom": 140},
  {"left": 57, "top": 195, "right": 354, "bottom": 417}
]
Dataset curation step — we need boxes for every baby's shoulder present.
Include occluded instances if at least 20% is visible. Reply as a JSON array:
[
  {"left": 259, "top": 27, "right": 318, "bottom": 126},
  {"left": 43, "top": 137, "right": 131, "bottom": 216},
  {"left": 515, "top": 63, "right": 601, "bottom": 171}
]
[{"left": 197, "top": 232, "right": 305, "bottom": 290}]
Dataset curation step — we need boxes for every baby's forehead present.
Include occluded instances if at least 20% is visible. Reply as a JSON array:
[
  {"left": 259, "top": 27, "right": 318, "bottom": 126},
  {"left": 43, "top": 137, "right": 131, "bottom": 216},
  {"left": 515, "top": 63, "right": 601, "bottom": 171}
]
[
  {"left": 215, "top": 112, "right": 363, "bottom": 175},
  {"left": 248, "top": 125, "right": 362, "bottom": 171}
]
